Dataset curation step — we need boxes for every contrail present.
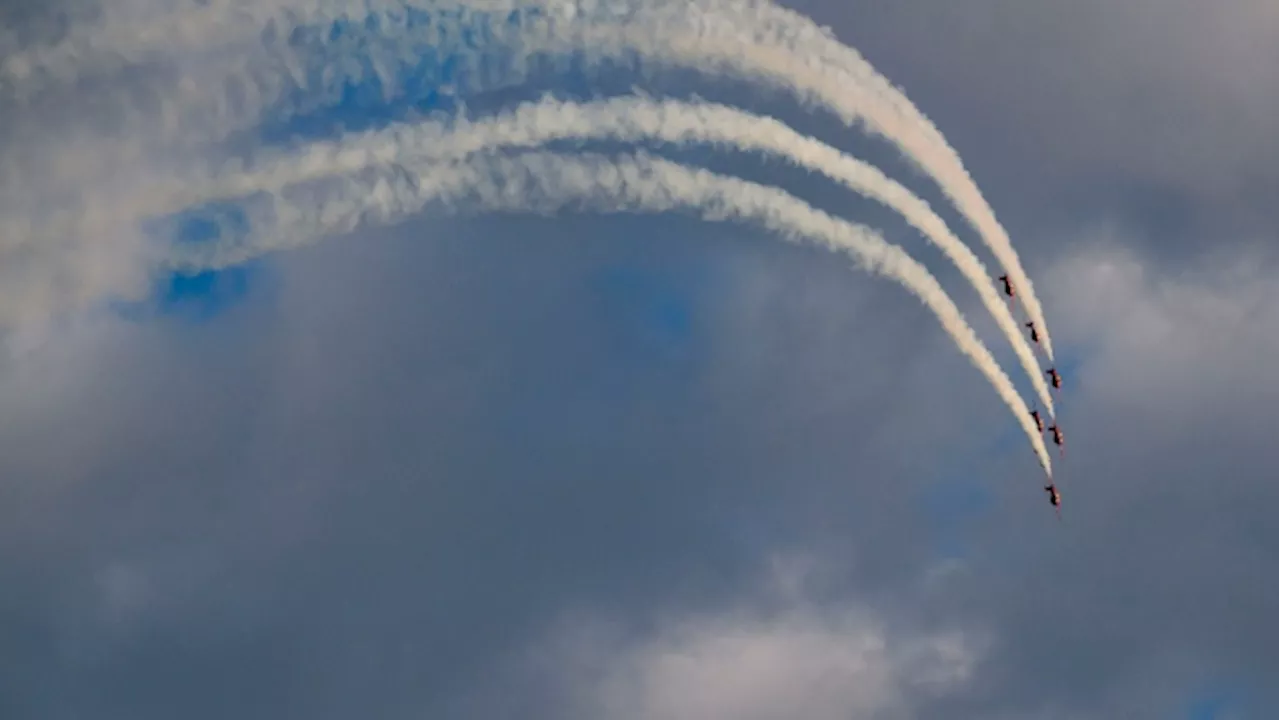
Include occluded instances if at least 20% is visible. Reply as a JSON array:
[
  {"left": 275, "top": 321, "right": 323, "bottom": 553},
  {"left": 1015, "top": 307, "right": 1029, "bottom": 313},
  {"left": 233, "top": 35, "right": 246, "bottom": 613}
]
[
  {"left": 2, "top": 1, "right": 1059, "bottom": 471},
  {"left": 164, "top": 95, "right": 1052, "bottom": 414},
  {"left": 81, "top": 0, "right": 1054, "bottom": 360},
  {"left": 148, "top": 144, "right": 1053, "bottom": 473},
  {"left": 505, "top": 2, "right": 1061, "bottom": 362},
  {"left": 676, "top": 0, "right": 1060, "bottom": 362},
  {"left": 1, "top": 1, "right": 1055, "bottom": 428},
  {"left": 518, "top": 0, "right": 1062, "bottom": 360},
  {"left": 1, "top": 0, "right": 1060, "bottom": 367},
  {"left": 3, "top": 27, "right": 1055, "bottom": 415}
]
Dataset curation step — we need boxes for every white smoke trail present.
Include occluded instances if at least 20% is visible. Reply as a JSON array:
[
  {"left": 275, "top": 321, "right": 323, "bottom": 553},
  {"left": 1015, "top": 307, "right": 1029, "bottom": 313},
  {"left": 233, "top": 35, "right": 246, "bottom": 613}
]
[
  {"left": 515, "top": 3, "right": 1059, "bottom": 362},
  {"left": 0, "top": 0, "right": 901, "bottom": 94},
  {"left": 510, "top": 0, "right": 1062, "bottom": 361},
  {"left": 103, "top": 0, "right": 1054, "bottom": 361},
  {"left": 3, "top": 27, "right": 1056, "bottom": 413},
  {"left": 2, "top": 1, "right": 1054, "bottom": 416},
  {"left": 156, "top": 95, "right": 1050, "bottom": 414},
  {"left": 148, "top": 145, "right": 1053, "bottom": 474},
  {"left": 1, "top": 0, "right": 1061, "bottom": 365},
  {"left": 693, "top": 2, "right": 1060, "bottom": 362}
]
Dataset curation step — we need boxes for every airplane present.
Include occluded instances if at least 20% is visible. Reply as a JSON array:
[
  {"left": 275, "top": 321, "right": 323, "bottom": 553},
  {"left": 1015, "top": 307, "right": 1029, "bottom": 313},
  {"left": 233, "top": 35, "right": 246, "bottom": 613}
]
[
  {"left": 1047, "top": 424, "right": 1065, "bottom": 459},
  {"left": 998, "top": 274, "right": 1015, "bottom": 298},
  {"left": 1044, "top": 483, "right": 1062, "bottom": 519}
]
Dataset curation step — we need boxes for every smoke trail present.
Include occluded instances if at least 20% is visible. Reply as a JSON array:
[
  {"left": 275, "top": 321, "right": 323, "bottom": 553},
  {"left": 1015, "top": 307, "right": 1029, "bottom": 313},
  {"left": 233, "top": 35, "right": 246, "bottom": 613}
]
[
  {"left": 59, "top": 0, "right": 1052, "bottom": 360},
  {"left": 4, "top": 24, "right": 1056, "bottom": 415},
  {"left": 147, "top": 144, "right": 1053, "bottom": 473},
  {"left": 154, "top": 95, "right": 1050, "bottom": 414},
  {"left": 2, "top": 1, "right": 1059, "bottom": 471},
  {"left": 695, "top": 1, "right": 1060, "bottom": 362},
  {"left": 0, "top": 0, "right": 1062, "bottom": 367},
  {"left": 3, "top": 1, "right": 1054, "bottom": 403},
  {"left": 470, "top": 0, "right": 1060, "bottom": 361},
  {"left": 522, "top": 3, "right": 1059, "bottom": 362},
  {"left": 666, "top": 0, "right": 1059, "bottom": 361}
]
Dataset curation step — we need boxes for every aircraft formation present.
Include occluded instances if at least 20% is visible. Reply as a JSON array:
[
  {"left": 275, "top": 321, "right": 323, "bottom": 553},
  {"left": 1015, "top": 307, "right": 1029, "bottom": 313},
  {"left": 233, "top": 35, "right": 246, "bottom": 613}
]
[{"left": 999, "top": 275, "right": 1067, "bottom": 519}]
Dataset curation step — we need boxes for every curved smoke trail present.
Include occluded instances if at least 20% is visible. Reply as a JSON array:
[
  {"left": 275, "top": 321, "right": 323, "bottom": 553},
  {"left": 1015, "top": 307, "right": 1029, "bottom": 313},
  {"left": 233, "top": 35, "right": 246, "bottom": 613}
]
[
  {"left": 152, "top": 95, "right": 1051, "bottom": 415},
  {"left": 87, "top": 0, "right": 1055, "bottom": 362},
  {"left": 0, "top": 1, "right": 1056, "bottom": 468},
  {"left": 491, "top": 2, "right": 1062, "bottom": 362},
  {"left": 2, "top": 3, "right": 1061, "bottom": 365},
  {"left": 673, "top": 0, "right": 1060, "bottom": 362},
  {"left": 148, "top": 147, "right": 1054, "bottom": 472},
  {"left": 13, "top": 0, "right": 1055, "bottom": 364},
  {"left": 8, "top": 82, "right": 1052, "bottom": 415}
]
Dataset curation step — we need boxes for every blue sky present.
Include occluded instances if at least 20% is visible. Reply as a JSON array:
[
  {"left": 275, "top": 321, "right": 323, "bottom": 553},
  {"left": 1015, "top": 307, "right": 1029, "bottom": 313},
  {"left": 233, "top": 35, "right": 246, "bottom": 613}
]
[{"left": 0, "top": 1, "right": 1275, "bottom": 719}]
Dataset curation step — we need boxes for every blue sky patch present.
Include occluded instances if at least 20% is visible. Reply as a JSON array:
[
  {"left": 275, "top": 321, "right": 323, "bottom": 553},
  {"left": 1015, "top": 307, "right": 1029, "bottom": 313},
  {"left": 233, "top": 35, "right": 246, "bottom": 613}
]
[
  {"left": 1182, "top": 680, "right": 1256, "bottom": 720},
  {"left": 110, "top": 263, "right": 268, "bottom": 325},
  {"left": 589, "top": 263, "right": 699, "bottom": 361}
]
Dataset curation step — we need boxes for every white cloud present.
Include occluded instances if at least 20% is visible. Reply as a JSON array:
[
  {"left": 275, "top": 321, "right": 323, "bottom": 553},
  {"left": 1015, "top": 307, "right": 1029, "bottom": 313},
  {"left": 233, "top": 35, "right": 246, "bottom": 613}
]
[
  {"left": 519, "top": 556, "right": 984, "bottom": 720},
  {"left": 1038, "top": 226, "right": 1275, "bottom": 413}
]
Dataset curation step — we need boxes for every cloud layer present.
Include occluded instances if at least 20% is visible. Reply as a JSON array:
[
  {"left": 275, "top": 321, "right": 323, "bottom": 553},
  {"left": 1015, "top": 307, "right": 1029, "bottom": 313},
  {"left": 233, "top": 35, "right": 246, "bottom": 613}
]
[
  {"left": 518, "top": 557, "right": 983, "bottom": 720},
  {"left": 0, "top": 2, "right": 1273, "bottom": 719}
]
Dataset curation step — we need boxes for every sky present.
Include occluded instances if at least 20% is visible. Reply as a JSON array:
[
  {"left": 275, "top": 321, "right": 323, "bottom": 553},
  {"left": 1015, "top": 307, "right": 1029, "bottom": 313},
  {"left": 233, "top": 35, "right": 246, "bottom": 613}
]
[{"left": 0, "top": 1, "right": 1276, "bottom": 719}]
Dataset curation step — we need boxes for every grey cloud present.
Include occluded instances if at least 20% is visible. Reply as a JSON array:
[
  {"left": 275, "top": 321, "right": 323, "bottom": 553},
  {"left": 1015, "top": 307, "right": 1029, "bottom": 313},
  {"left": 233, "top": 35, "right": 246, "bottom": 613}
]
[
  {"left": 1, "top": 208, "right": 1274, "bottom": 720},
  {"left": 789, "top": 0, "right": 1277, "bottom": 255},
  {"left": 906, "top": 237, "right": 1277, "bottom": 719},
  {"left": 0, "top": 2, "right": 1274, "bottom": 719},
  {"left": 0, "top": 207, "right": 914, "bottom": 711},
  {"left": 501, "top": 231, "right": 1275, "bottom": 720},
  {"left": 482, "top": 555, "right": 986, "bottom": 720}
]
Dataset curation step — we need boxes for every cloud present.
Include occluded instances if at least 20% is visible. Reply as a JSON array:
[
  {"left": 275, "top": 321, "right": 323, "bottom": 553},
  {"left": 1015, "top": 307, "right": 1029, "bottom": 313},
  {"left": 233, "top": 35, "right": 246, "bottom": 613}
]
[
  {"left": 0, "top": 211, "right": 1272, "bottom": 720},
  {"left": 503, "top": 555, "right": 985, "bottom": 720},
  {"left": 791, "top": 0, "right": 1276, "bottom": 247},
  {"left": 908, "top": 231, "right": 1278, "bottom": 719},
  {"left": 0, "top": 3, "right": 1272, "bottom": 720}
]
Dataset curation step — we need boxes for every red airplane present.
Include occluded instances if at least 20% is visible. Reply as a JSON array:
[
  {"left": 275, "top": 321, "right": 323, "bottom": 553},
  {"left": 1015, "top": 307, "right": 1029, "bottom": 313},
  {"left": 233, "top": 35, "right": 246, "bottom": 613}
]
[
  {"left": 998, "top": 274, "right": 1015, "bottom": 298},
  {"left": 1025, "top": 321, "right": 1041, "bottom": 345},
  {"left": 1044, "top": 483, "right": 1062, "bottom": 519},
  {"left": 1030, "top": 409, "right": 1045, "bottom": 433},
  {"left": 1046, "top": 367, "right": 1062, "bottom": 390},
  {"left": 1047, "top": 424, "right": 1065, "bottom": 458}
]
